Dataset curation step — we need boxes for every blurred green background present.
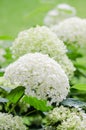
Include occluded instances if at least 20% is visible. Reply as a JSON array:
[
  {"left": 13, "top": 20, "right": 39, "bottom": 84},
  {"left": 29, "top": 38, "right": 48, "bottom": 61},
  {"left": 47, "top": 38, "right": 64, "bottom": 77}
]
[{"left": 0, "top": 0, "right": 86, "bottom": 39}]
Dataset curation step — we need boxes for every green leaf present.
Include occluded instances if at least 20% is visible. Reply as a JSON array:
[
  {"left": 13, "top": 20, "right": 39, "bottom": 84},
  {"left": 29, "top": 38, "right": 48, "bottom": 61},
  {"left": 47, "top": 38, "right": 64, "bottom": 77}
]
[
  {"left": 22, "top": 95, "right": 52, "bottom": 112},
  {"left": 0, "top": 69, "right": 5, "bottom": 77},
  {"left": 0, "top": 97, "right": 8, "bottom": 103},
  {"left": 61, "top": 98, "right": 86, "bottom": 108},
  {"left": 67, "top": 44, "right": 82, "bottom": 60},
  {"left": 74, "top": 62, "right": 86, "bottom": 70},
  {"left": 22, "top": 116, "right": 31, "bottom": 126},
  {"left": 72, "top": 84, "right": 86, "bottom": 91},
  {"left": 6, "top": 86, "right": 25, "bottom": 103}
]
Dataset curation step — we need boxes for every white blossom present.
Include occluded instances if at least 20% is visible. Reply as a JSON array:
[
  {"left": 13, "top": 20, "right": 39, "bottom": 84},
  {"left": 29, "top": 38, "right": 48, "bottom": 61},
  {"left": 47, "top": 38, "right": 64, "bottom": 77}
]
[
  {"left": 51, "top": 17, "right": 86, "bottom": 47},
  {"left": 44, "top": 3, "right": 76, "bottom": 26},
  {"left": 4, "top": 53, "right": 69, "bottom": 105},
  {"left": 11, "top": 26, "right": 66, "bottom": 58},
  {"left": 11, "top": 25, "right": 75, "bottom": 79},
  {"left": 46, "top": 106, "right": 86, "bottom": 130},
  {"left": 0, "top": 112, "right": 27, "bottom": 130}
]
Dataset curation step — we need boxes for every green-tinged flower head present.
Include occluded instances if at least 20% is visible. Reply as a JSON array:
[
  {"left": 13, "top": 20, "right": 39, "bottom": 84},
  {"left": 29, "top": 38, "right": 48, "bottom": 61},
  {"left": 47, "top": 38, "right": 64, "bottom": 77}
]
[
  {"left": 44, "top": 3, "right": 76, "bottom": 27},
  {"left": 46, "top": 106, "right": 86, "bottom": 130},
  {"left": 0, "top": 112, "right": 27, "bottom": 130},
  {"left": 4, "top": 53, "right": 70, "bottom": 105},
  {"left": 0, "top": 76, "right": 16, "bottom": 89},
  {"left": 11, "top": 25, "right": 75, "bottom": 79},
  {"left": 51, "top": 17, "right": 86, "bottom": 47},
  {"left": 11, "top": 26, "right": 66, "bottom": 58}
]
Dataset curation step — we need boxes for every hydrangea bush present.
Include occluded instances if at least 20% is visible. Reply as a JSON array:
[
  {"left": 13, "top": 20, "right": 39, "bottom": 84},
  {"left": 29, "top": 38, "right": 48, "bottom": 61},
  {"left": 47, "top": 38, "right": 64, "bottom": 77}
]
[
  {"left": 0, "top": 112, "right": 27, "bottom": 130},
  {"left": 45, "top": 106, "right": 86, "bottom": 130},
  {"left": 0, "top": 3, "right": 86, "bottom": 130},
  {"left": 4, "top": 53, "right": 70, "bottom": 105},
  {"left": 11, "top": 25, "right": 75, "bottom": 79},
  {"left": 44, "top": 3, "right": 76, "bottom": 27}
]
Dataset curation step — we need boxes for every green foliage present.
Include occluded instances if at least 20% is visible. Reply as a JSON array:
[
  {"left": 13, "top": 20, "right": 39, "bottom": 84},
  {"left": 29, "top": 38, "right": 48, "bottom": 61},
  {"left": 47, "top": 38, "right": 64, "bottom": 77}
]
[
  {"left": 72, "top": 84, "right": 86, "bottom": 91},
  {"left": 22, "top": 115, "right": 43, "bottom": 128},
  {"left": 6, "top": 86, "right": 25, "bottom": 104},
  {"left": 67, "top": 44, "right": 82, "bottom": 60},
  {"left": 0, "top": 69, "right": 4, "bottom": 77},
  {"left": 0, "top": 85, "right": 52, "bottom": 117},
  {"left": 0, "top": 40, "right": 13, "bottom": 67},
  {"left": 22, "top": 95, "right": 52, "bottom": 112},
  {"left": 4, "top": 48, "right": 13, "bottom": 65},
  {"left": 74, "top": 60, "right": 86, "bottom": 70}
]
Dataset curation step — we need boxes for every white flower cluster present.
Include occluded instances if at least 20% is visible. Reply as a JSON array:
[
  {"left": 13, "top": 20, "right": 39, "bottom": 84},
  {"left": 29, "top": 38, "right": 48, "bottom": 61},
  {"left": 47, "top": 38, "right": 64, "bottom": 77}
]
[
  {"left": 44, "top": 3, "right": 76, "bottom": 27},
  {"left": 0, "top": 112, "right": 27, "bottom": 130},
  {"left": 46, "top": 106, "right": 86, "bottom": 130},
  {"left": 11, "top": 25, "right": 75, "bottom": 79},
  {"left": 51, "top": 17, "right": 86, "bottom": 47},
  {"left": 4, "top": 53, "right": 69, "bottom": 105},
  {"left": 11, "top": 26, "right": 66, "bottom": 58}
]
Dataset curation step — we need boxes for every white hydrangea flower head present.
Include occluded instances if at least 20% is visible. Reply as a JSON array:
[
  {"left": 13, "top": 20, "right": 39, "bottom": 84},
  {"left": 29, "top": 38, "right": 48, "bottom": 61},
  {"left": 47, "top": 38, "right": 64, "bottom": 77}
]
[
  {"left": 51, "top": 17, "right": 86, "bottom": 47},
  {"left": 44, "top": 3, "right": 76, "bottom": 27},
  {"left": 46, "top": 106, "right": 86, "bottom": 130},
  {"left": 0, "top": 112, "right": 27, "bottom": 130},
  {"left": 11, "top": 25, "right": 75, "bottom": 79},
  {"left": 57, "top": 3, "right": 76, "bottom": 15},
  {"left": 11, "top": 26, "right": 66, "bottom": 59},
  {"left": 4, "top": 53, "right": 70, "bottom": 105}
]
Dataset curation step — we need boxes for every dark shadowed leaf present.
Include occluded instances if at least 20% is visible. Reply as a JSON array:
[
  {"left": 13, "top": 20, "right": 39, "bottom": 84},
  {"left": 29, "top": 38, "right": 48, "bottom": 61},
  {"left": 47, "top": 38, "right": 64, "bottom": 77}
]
[{"left": 61, "top": 98, "right": 86, "bottom": 109}]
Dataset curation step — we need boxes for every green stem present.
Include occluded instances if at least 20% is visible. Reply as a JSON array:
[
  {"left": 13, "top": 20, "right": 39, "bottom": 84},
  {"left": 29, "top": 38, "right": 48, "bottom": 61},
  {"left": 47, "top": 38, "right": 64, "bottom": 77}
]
[{"left": 25, "top": 109, "right": 37, "bottom": 116}]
